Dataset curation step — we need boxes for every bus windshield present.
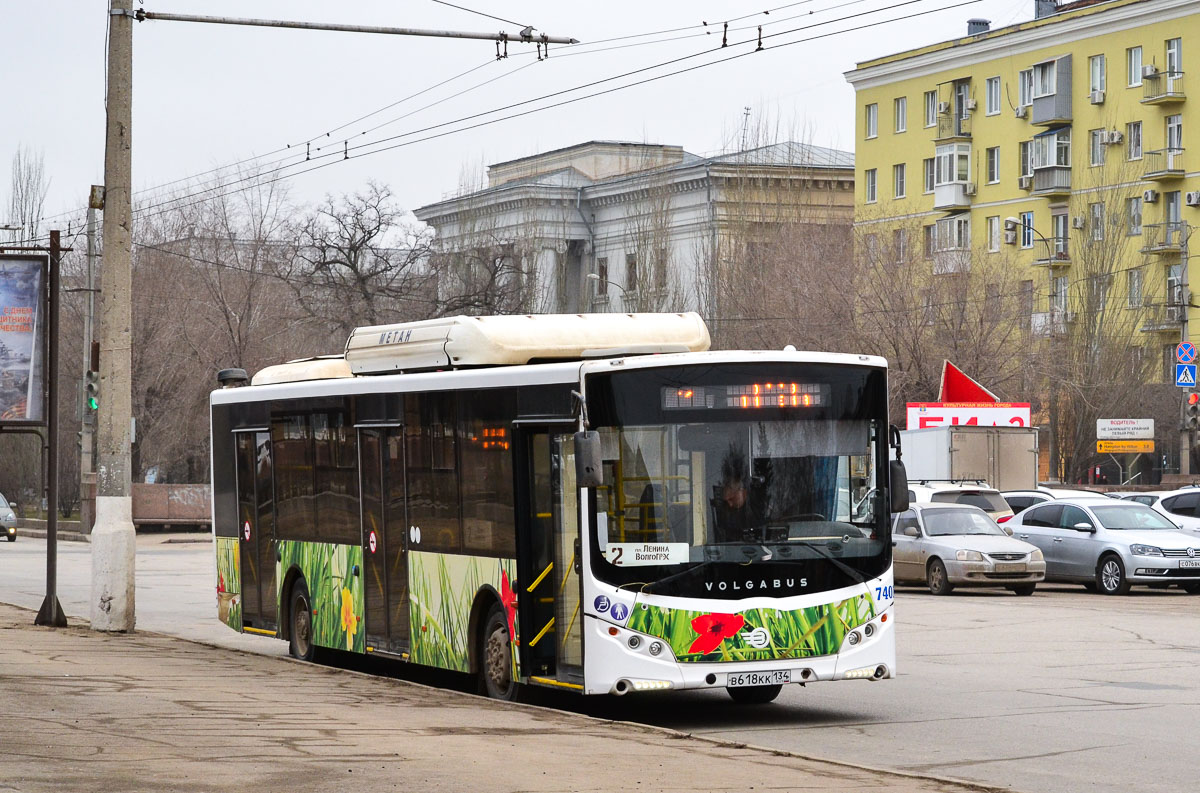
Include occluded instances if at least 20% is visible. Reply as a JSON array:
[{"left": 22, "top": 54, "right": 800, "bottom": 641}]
[{"left": 585, "top": 363, "right": 890, "bottom": 599}]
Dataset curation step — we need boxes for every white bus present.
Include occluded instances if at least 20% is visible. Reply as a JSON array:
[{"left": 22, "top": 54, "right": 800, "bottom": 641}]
[{"left": 210, "top": 313, "right": 908, "bottom": 703}]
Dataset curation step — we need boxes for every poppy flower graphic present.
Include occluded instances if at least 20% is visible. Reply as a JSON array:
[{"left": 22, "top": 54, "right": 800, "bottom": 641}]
[
  {"left": 688, "top": 612, "right": 746, "bottom": 656},
  {"left": 217, "top": 573, "right": 225, "bottom": 594},
  {"left": 340, "top": 587, "right": 358, "bottom": 650},
  {"left": 500, "top": 569, "right": 518, "bottom": 640}
]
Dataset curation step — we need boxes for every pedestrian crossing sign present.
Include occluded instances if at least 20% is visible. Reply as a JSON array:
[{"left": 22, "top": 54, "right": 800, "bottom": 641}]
[{"left": 1176, "top": 363, "right": 1197, "bottom": 387}]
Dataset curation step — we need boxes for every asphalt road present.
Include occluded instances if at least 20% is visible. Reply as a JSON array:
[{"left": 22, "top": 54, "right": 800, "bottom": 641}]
[{"left": 2, "top": 535, "right": 1198, "bottom": 793}]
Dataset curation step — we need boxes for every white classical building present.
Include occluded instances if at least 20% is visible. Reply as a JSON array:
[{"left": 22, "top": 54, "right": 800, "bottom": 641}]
[{"left": 414, "top": 140, "right": 854, "bottom": 316}]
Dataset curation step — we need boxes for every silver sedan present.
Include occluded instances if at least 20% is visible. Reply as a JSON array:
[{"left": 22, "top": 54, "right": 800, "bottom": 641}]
[
  {"left": 1006, "top": 498, "right": 1200, "bottom": 595},
  {"left": 892, "top": 503, "right": 1046, "bottom": 595},
  {"left": 0, "top": 492, "right": 15, "bottom": 542}
]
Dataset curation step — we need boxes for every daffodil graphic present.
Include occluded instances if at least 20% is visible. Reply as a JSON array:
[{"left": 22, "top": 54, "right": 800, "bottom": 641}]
[{"left": 339, "top": 586, "right": 357, "bottom": 650}]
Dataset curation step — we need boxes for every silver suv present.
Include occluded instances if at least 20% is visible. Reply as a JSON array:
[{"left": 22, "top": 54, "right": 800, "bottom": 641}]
[{"left": 1006, "top": 498, "right": 1200, "bottom": 595}]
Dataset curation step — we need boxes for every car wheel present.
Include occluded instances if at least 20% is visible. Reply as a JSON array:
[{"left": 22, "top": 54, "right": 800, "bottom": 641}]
[
  {"left": 5, "top": 533, "right": 14, "bottom": 542},
  {"left": 1183, "top": 582, "right": 1200, "bottom": 594},
  {"left": 727, "top": 684, "right": 783, "bottom": 704},
  {"left": 1097, "top": 554, "right": 1131, "bottom": 596},
  {"left": 289, "top": 579, "right": 316, "bottom": 661},
  {"left": 479, "top": 602, "right": 518, "bottom": 701},
  {"left": 1009, "top": 584, "right": 1036, "bottom": 596},
  {"left": 927, "top": 559, "right": 953, "bottom": 595}
]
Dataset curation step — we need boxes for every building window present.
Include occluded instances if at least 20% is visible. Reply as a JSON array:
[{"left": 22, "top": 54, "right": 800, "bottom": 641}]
[
  {"left": 923, "top": 158, "right": 935, "bottom": 193},
  {"left": 1090, "top": 202, "right": 1105, "bottom": 241},
  {"left": 923, "top": 224, "right": 935, "bottom": 258},
  {"left": 987, "top": 216, "right": 1000, "bottom": 252},
  {"left": 894, "top": 96, "right": 907, "bottom": 132},
  {"left": 864, "top": 168, "right": 877, "bottom": 202},
  {"left": 986, "top": 76, "right": 1001, "bottom": 115},
  {"left": 1020, "top": 210, "right": 1035, "bottom": 248},
  {"left": 1128, "top": 268, "right": 1144, "bottom": 308},
  {"left": 924, "top": 90, "right": 937, "bottom": 127},
  {"left": 1090, "top": 129, "right": 1106, "bottom": 166},
  {"left": 1019, "top": 141, "right": 1033, "bottom": 177},
  {"left": 1053, "top": 275, "right": 1068, "bottom": 311},
  {"left": 1089, "top": 54, "right": 1106, "bottom": 92},
  {"left": 1127, "top": 121, "right": 1142, "bottom": 159},
  {"left": 934, "top": 215, "right": 970, "bottom": 251},
  {"left": 986, "top": 146, "right": 1000, "bottom": 183},
  {"left": 625, "top": 252, "right": 638, "bottom": 291},
  {"left": 1033, "top": 60, "right": 1056, "bottom": 98},
  {"left": 934, "top": 143, "right": 970, "bottom": 185},
  {"left": 864, "top": 233, "right": 880, "bottom": 263},
  {"left": 893, "top": 163, "right": 906, "bottom": 198},
  {"left": 893, "top": 228, "right": 908, "bottom": 264},
  {"left": 1018, "top": 69, "right": 1033, "bottom": 106},
  {"left": 1032, "top": 128, "right": 1070, "bottom": 169},
  {"left": 1128, "top": 46, "right": 1143, "bottom": 86},
  {"left": 865, "top": 103, "right": 878, "bottom": 138},
  {"left": 595, "top": 257, "right": 609, "bottom": 298},
  {"left": 1127, "top": 196, "right": 1143, "bottom": 235}
]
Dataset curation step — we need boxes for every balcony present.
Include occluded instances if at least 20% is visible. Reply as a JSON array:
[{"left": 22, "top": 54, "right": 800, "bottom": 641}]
[
  {"left": 1140, "top": 222, "right": 1186, "bottom": 255},
  {"left": 1031, "top": 308, "right": 1071, "bottom": 337},
  {"left": 1031, "top": 166, "right": 1071, "bottom": 197},
  {"left": 1143, "top": 148, "right": 1185, "bottom": 180},
  {"left": 1142, "top": 71, "right": 1185, "bottom": 104},
  {"left": 932, "top": 249, "right": 970, "bottom": 275},
  {"left": 935, "top": 112, "right": 971, "bottom": 141},
  {"left": 1140, "top": 304, "right": 1186, "bottom": 333},
  {"left": 933, "top": 181, "right": 973, "bottom": 210},
  {"left": 1033, "top": 237, "right": 1070, "bottom": 266}
]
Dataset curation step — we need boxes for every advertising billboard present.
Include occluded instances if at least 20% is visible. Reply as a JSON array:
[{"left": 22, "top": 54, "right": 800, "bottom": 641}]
[{"left": 0, "top": 255, "right": 46, "bottom": 424}]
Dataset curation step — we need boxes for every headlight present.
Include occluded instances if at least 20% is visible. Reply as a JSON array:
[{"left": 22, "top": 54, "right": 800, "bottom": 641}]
[
  {"left": 1129, "top": 544, "right": 1163, "bottom": 557},
  {"left": 1030, "top": 549, "right": 1044, "bottom": 561},
  {"left": 3, "top": 512, "right": 12, "bottom": 521},
  {"left": 956, "top": 550, "right": 984, "bottom": 562}
]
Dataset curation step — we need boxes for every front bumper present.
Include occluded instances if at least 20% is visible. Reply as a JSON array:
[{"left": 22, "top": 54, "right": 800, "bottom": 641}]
[
  {"left": 1128, "top": 563, "right": 1200, "bottom": 582},
  {"left": 945, "top": 558, "right": 1046, "bottom": 586}
]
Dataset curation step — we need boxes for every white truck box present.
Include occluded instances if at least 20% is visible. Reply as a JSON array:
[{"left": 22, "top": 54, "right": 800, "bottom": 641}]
[{"left": 899, "top": 425, "right": 1038, "bottom": 492}]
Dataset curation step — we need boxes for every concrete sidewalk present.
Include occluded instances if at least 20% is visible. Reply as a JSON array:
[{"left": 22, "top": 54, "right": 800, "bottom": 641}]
[{"left": 0, "top": 603, "right": 998, "bottom": 793}]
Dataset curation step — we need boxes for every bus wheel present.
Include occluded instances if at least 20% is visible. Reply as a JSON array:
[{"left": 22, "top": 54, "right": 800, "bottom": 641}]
[
  {"left": 727, "top": 684, "right": 783, "bottom": 704},
  {"left": 480, "top": 603, "right": 517, "bottom": 701},
  {"left": 289, "top": 579, "right": 315, "bottom": 662}
]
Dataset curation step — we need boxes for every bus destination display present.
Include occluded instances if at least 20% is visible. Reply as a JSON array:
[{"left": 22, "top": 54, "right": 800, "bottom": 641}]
[{"left": 662, "top": 382, "right": 828, "bottom": 410}]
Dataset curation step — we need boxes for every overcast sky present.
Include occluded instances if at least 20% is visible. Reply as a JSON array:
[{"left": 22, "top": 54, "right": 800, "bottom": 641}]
[{"left": 4, "top": 0, "right": 1034, "bottom": 231}]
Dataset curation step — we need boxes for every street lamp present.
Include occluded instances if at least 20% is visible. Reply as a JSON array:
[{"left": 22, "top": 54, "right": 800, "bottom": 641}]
[
  {"left": 1005, "top": 215, "right": 1063, "bottom": 484},
  {"left": 587, "top": 272, "right": 630, "bottom": 305}
]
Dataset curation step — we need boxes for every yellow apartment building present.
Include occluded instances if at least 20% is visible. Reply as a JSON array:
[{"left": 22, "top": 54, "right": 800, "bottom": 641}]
[{"left": 845, "top": 0, "right": 1200, "bottom": 382}]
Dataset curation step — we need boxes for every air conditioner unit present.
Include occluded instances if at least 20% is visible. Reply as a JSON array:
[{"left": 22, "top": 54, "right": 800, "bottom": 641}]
[
  {"left": 1004, "top": 230, "right": 1018, "bottom": 245},
  {"left": 1090, "top": 90, "right": 1106, "bottom": 104},
  {"left": 1143, "top": 64, "right": 1159, "bottom": 78},
  {"left": 1144, "top": 189, "right": 1160, "bottom": 203},
  {"left": 1187, "top": 191, "right": 1200, "bottom": 206},
  {"left": 965, "top": 182, "right": 977, "bottom": 196},
  {"left": 937, "top": 101, "right": 951, "bottom": 113},
  {"left": 965, "top": 98, "right": 978, "bottom": 110},
  {"left": 1097, "top": 130, "right": 1111, "bottom": 144},
  {"left": 1071, "top": 216, "right": 1086, "bottom": 229},
  {"left": 1107, "top": 130, "right": 1124, "bottom": 144},
  {"left": 1018, "top": 175, "right": 1033, "bottom": 190},
  {"left": 1015, "top": 105, "right": 1029, "bottom": 119}
]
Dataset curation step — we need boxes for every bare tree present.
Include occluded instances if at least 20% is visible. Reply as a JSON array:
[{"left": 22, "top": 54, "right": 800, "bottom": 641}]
[{"left": 6, "top": 145, "right": 48, "bottom": 241}]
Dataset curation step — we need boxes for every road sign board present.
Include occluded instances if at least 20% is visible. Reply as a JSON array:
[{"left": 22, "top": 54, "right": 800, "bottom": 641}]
[
  {"left": 1097, "top": 419, "right": 1154, "bottom": 439},
  {"left": 1179, "top": 342, "right": 1197, "bottom": 363},
  {"left": 1097, "top": 440, "right": 1155, "bottom": 454},
  {"left": 1177, "top": 363, "right": 1197, "bottom": 387}
]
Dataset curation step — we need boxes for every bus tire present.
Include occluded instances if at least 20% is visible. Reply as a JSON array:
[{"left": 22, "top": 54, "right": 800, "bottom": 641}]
[
  {"left": 726, "top": 684, "right": 783, "bottom": 704},
  {"left": 926, "top": 559, "right": 953, "bottom": 595},
  {"left": 289, "top": 579, "right": 316, "bottom": 662},
  {"left": 480, "top": 603, "right": 517, "bottom": 701}
]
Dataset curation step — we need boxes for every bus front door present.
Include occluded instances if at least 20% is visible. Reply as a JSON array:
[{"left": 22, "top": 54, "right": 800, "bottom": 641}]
[
  {"left": 359, "top": 426, "right": 410, "bottom": 655},
  {"left": 235, "top": 430, "right": 276, "bottom": 630},
  {"left": 515, "top": 427, "right": 583, "bottom": 687}
]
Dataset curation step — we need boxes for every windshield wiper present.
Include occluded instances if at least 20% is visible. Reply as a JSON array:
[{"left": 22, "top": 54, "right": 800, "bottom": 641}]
[{"left": 787, "top": 539, "right": 867, "bottom": 585}]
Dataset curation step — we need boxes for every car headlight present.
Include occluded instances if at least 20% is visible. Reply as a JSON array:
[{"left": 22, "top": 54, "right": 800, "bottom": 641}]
[
  {"left": 3, "top": 513, "right": 13, "bottom": 521},
  {"left": 1129, "top": 544, "right": 1163, "bottom": 557},
  {"left": 956, "top": 550, "right": 984, "bottom": 562},
  {"left": 1030, "top": 548, "right": 1043, "bottom": 561}
]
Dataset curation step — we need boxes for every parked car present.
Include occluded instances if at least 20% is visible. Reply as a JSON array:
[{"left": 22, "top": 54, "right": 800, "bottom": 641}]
[
  {"left": 908, "top": 482, "right": 1014, "bottom": 521},
  {"left": 1007, "top": 498, "right": 1200, "bottom": 595},
  {"left": 1149, "top": 489, "right": 1200, "bottom": 535},
  {"left": 892, "top": 503, "right": 1045, "bottom": 595},
  {"left": 1120, "top": 491, "right": 1166, "bottom": 507},
  {"left": 0, "top": 492, "right": 15, "bottom": 542},
  {"left": 1001, "top": 488, "right": 1110, "bottom": 522}
]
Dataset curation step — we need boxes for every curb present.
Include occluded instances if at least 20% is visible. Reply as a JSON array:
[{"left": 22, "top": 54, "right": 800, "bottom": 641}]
[{"left": 16, "top": 527, "right": 91, "bottom": 543}]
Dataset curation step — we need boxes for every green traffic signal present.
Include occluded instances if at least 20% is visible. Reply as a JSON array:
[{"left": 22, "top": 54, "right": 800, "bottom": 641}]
[{"left": 85, "top": 370, "right": 100, "bottom": 411}]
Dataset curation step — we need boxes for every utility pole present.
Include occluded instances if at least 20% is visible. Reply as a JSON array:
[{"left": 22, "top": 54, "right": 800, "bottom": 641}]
[
  {"left": 80, "top": 189, "right": 101, "bottom": 532},
  {"left": 1181, "top": 224, "right": 1192, "bottom": 477},
  {"left": 35, "top": 231, "right": 66, "bottom": 627},
  {"left": 92, "top": 0, "right": 136, "bottom": 632}
]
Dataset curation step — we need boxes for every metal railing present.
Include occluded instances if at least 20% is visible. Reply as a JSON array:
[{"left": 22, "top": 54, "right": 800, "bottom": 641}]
[
  {"left": 1141, "top": 221, "right": 1186, "bottom": 253},
  {"left": 1143, "top": 71, "right": 1185, "bottom": 102},
  {"left": 1143, "top": 147, "right": 1185, "bottom": 178},
  {"left": 936, "top": 111, "right": 971, "bottom": 140}
]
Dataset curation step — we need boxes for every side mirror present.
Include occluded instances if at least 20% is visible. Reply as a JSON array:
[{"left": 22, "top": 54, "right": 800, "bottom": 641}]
[
  {"left": 574, "top": 431, "right": 604, "bottom": 488},
  {"left": 1003, "top": 526, "right": 1013, "bottom": 536},
  {"left": 890, "top": 460, "right": 910, "bottom": 514},
  {"left": 1073, "top": 522, "right": 1097, "bottom": 533},
  {"left": 904, "top": 526, "right": 920, "bottom": 538}
]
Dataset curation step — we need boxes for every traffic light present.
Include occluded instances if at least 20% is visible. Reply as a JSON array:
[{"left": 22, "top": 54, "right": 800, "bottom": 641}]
[
  {"left": 85, "top": 370, "right": 100, "bottom": 411},
  {"left": 1188, "top": 391, "right": 1200, "bottom": 430}
]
